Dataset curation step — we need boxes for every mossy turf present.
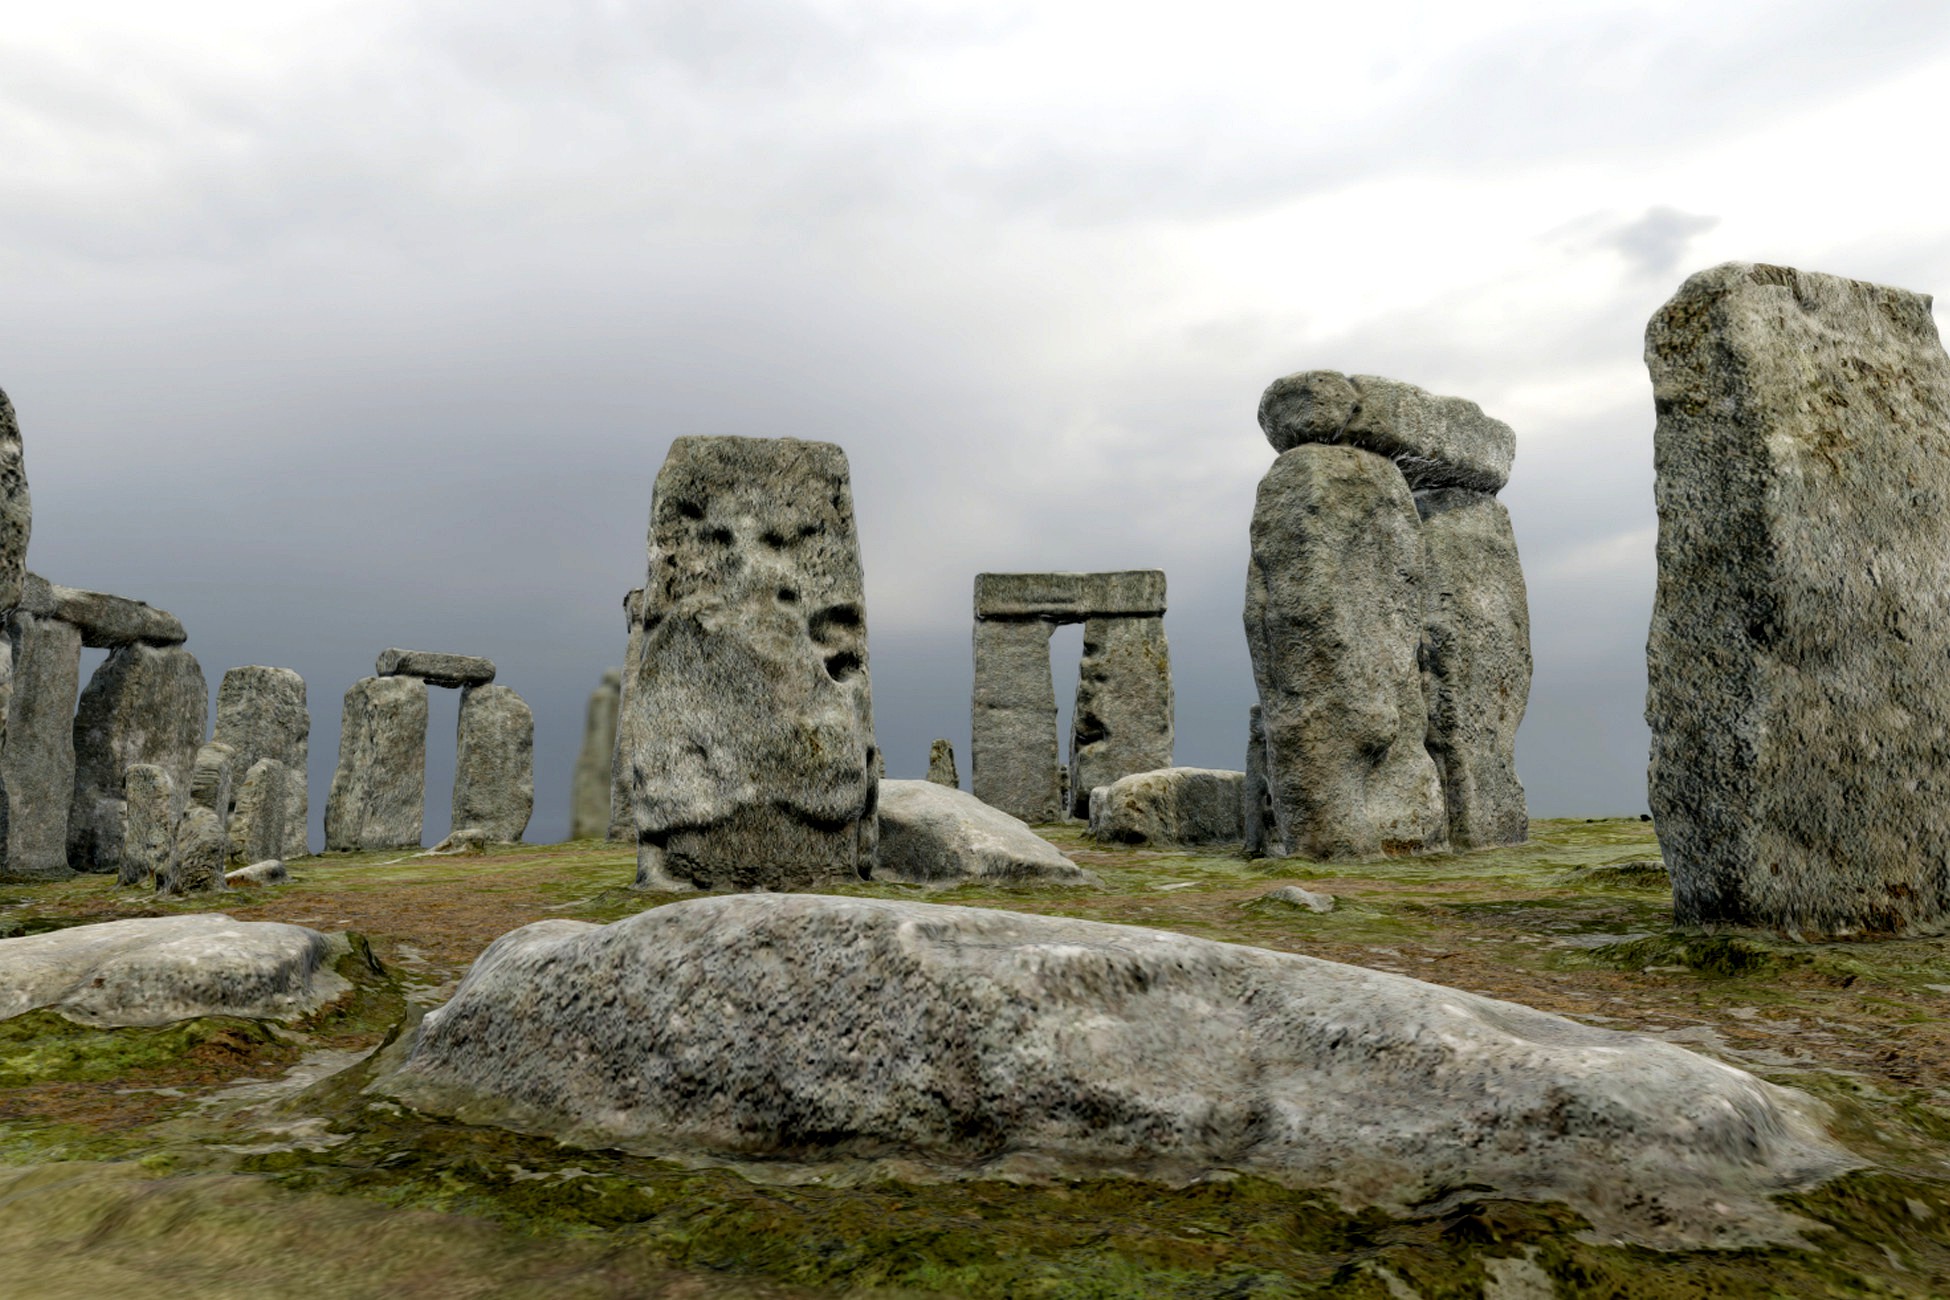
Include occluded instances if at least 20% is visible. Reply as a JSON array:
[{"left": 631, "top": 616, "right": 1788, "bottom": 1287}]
[{"left": 3, "top": 818, "right": 1950, "bottom": 1296}]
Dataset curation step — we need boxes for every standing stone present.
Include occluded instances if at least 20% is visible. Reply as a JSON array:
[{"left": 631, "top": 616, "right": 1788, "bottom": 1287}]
[
  {"left": 1246, "top": 444, "right": 1445, "bottom": 860},
  {"left": 0, "top": 611, "right": 80, "bottom": 881},
  {"left": 323, "top": 675, "right": 427, "bottom": 852},
  {"left": 971, "top": 618, "right": 1058, "bottom": 822},
  {"left": 228, "top": 758, "right": 291, "bottom": 866},
  {"left": 927, "top": 738, "right": 959, "bottom": 788},
  {"left": 608, "top": 590, "right": 646, "bottom": 841},
  {"left": 1646, "top": 262, "right": 1950, "bottom": 937},
  {"left": 1418, "top": 487, "right": 1531, "bottom": 849},
  {"left": 1068, "top": 615, "right": 1173, "bottom": 817},
  {"left": 1243, "top": 705, "right": 1276, "bottom": 859},
  {"left": 159, "top": 805, "right": 228, "bottom": 895},
  {"left": 212, "top": 666, "right": 309, "bottom": 859},
  {"left": 121, "top": 764, "right": 177, "bottom": 887},
  {"left": 0, "top": 388, "right": 30, "bottom": 618},
  {"left": 623, "top": 436, "right": 878, "bottom": 891},
  {"left": 453, "top": 684, "right": 533, "bottom": 843},
  {"left": 68, "top": 645, "right": 207, "bottom": 876},
  {"left": 570, "top": 669, "right": 621, "bottom": 840},
  {"left": 189, "top": 741, "right": 236, "bottom": 817}
]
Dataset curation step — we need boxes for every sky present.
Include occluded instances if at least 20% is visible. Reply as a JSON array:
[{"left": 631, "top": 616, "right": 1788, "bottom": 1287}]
[{"left": 4, "top": 0, "right": 1949, "bottom": 846}]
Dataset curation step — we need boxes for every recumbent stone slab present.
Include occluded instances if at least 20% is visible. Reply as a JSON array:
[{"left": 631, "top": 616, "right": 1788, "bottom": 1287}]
[
  {"left": 375, "top": 648, "right": 495, "bottom": 689},
  {"left": 1086, "top": 767, "right": 1245, "bottom": 847},
  {"left": 1257, "top": 370, "right": 1514, "bottom": 494},
  {"left": 452, "top": 684, "right": 533, "bottom": 843},
  {"left": 68, "top": 644, "right": 207, "bottom": 876},
  {"left": 873, "top": 779, "right": 1096, "bottom": 886},
  {"left": 324, "top": 675, "right": 427, "bottom": 852}
]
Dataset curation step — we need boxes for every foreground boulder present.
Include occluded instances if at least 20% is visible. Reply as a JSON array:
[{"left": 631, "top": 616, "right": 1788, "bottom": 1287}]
[
  {"left": 1086, "top": 767, "right": 1245, "bottom": 847},
  {"left": 873, "top": 780, "right": 1096, "bottom": 885},
  {"left": 0, "top": 915, "right": 347, "bottom": 1026}
]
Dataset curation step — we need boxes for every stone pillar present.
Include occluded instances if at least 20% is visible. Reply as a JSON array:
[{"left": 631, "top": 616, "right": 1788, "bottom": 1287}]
[
  {"left": 1242, "top": 705, "right": 1277, "bottom": 859},
  {"left": 121, "top": 764, "right": 176, "bottom": 887},
  {"left": 569, "top": 669, "right": 621, "bottom": 840},
  {"left": 323, "top": 675, "right": 427, "bottom": 851},
  {"left": 1068, "top": 614, "right": 1173, "bottom": 817},
  {"left": 68, "top": 644, "right": 207, "bottom": 875},
  {"left": 970, "top": 616, "right": 1058, "bottom": 822},
  {"left": 927, "top": 738, "right": 959, "bottom": 788},
  {"left": 608, "top": 589, "right": 646, "bottom": 841},
  {"left": 453, "top": 684, "right": 534, "bottom": 843},
  {"left": 212, "top": 666, "right": 310, "bottom": 859},
  {"left": 1646, "top": 262, "right": 1950, "bottom": 937},
  {"left": 0, "top": 388, "right": 30, "bottom": 619},
  {"left": 0, "top": 611, "right": 80, "bottom": 880},
  {"left": 161, "top": 805, "right": 227, "bottom": 895},
  {"left": 228, "top": 758, "right": 290, "bottom": 865}
]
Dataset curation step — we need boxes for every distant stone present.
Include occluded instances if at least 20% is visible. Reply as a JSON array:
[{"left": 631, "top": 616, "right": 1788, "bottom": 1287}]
[
  {"left": 0, "top": 388, "right": 29, "bottom": 617},
  {"left": 375, "top": 648, "right": 495, "bottom": 689},
  {"left": 160, "top": 805, "right": 229, "bottom": 895},
  {"left": 926, "top": 738, "right": 959, "bottom": 788},
  {"left": 623, "top": 437, "right": 878, "bottom": 891},
  {"left": 17, "top": 573, "right": 186, "bottom": 648},
  {"left": 1257, "top": 370, "right": 1514, "bottom": 494},
  {"left": 226, "top": 859, "right": 288, "bottom": 888},
  {"left": 452, "top": 685, "right": 533, "bottom": 843},
  {"left": 121, "top": 764, "right": 178, "bottom": 888},
  {"left": 68, "top": 644, "right": 207, "bottom": 876},
  {"left": 1087, "top": 767, "right": 1245, "bottom": 847},
  {"left": 1068, "top": 615, "right": 1173, "bottom": 818},
  {"left": 569, "top": 669, "right": 621, "bottom": 840},
  {"left": 189, "top": 741, "right": 236, "bottom": 817},
  {"left": 227, "top": 758, "right": 291, "bottom": 867},
  {"left": 1252, "top": 884, "right": 1336, "bottom": 913},
  {"left": 1646, "top": 262, "right": 1950, "bottom": 937},
  {"left": 0, "top": 610, "right": 80, "bottom": 881},
  {"left": 874, "top": 780, "right": 1097, "bottom": 886},
  {"left": 970, "top": 618, "right": 1059, "bottom": 822},
  {"left": 323, "top": 675, "right": 427, "bottom": 852},
  {"left": 212, "top": 666, "right": 309, "bottom": 859},
  {"left": 380, "top": 894, "right": 1850, "bottom": 1248},
  {"left": 0, "top": 915, "right": 346, "bottom": 1026},
  {"left": 1243, "top": 706, "right": 1277, "bottom": 859},
  {"left": 973, "top": 570, "right": 1167, "bottom": 620}
]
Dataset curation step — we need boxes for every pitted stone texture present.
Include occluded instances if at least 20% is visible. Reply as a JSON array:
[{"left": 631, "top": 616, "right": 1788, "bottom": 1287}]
[
  {"left": 68, "top": 644, "right": 207, "bottom": 876},
  {"left": 324, "top": 676, "right": 427, "bottom": 852},
  {"left": 0, "top": 388, "right": 29, "bottom": 616},
  {"left": 1068, "top": 615, "right": 1173, "bottom": 817},
  {"left": 570, "top": 669, "right": 621, "bottom": 839},
  {"left": 382, "top": 894, "right": 1850, "bottom": 1249},
  {"left": 121, "top": 764, "right": 177, "bottom": 888},
  {"left": 0, "top": 915, "right": 345, "bottom": 1027},
  {"left": 18, "top": 573, "right": 185, "bottom": 648},
  {"left": 1243, "top": 706, "right": 1277, "bottom": 859},
  {"left": 874, "top": 780, "right": 1097, "bottom": 886},
  {"left": 160, "top": 805, "right": 229, "bottom": 895},
  {"left": 212, "top": 666, "right": 309, "bottom": 859},
  {"left": 189, "top": 742, "right": 236, "bottom": 818},
  {"left": 453, "top": 685, "right": 533, "bottom": 843},
  {"left": 1646, "top": 262, "right": 1950, "bottom": 937},
  {"left": 375, "top": 648, "right": 495, "bottom": 689},
  {"left": 624, "top": 437, "right": 878, "bottom": 891},
  {"left": 1417, "top": 488, "right": 1531, "bottom": 850},
  {"left": 971, "top": 618, "right": 1058, "bottom": 822},
  {"left": 1246, "top": 445, "right": 1445, "bottom": 860},
  {"left": 926, "top": 738, "right": 959, "bottom": 788},
  {"left": 1087, "top": 767, "right": 1245, "bottom": 847},
  {"left": 228, "top": 759, "right": 291, "bottom": 866},
  {"left": 0, "top": 611, "right": 80, "bottom": 881},
  {"left": 609, "top": 590, "right": 647, "bottom": 841},
  {"left": 974, "top": 570, "right": 1167, "bottom": 621},
  {"left": 1258, "top": 371, "right": 1514, "bottom": 494}
]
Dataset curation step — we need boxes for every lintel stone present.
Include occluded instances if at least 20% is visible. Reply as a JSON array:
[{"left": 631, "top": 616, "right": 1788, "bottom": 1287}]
[
  {"left": 974, "top": 570, "right": 1166, "bottom": 622},
  {"left": 375, "top": 648, "right": 495, "bottom": 689}
]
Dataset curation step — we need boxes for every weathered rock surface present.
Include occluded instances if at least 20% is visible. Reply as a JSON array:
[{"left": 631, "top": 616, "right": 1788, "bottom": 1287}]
[
  {"left": 452, "top": 685, "right": 533, "bottom": 843},
  {"left": 212, "top": 666, "right": 309, "bottom": 859},
  {"left": 324, "top": 676, "right": 427, "bottom": 852},
  {"left": 873, "top": 780, "right": 1097, "bottom": 886},
  {"left": 0, "top": 388, "right": 29, "bottom": 617},
  {"left": 1251, "top": 884, "right": 1337, "bottom": 913},
  {"left": 189, "top": 741, "right": 236, "bottom": 818},
  {"left": 67, "top": 644, "right": 207, "bottom": 876},
  {"left": 1068, "top": 616, "right": 1173, "bottom": 817},
  {"left": 926, "top": 738, "right": 959, "bottom": 788},
  {"left": 228, "top": 759, "right": 291, "bottom": 866},
  {"left": 428, "top": 827, "right": 490, "bottom": 856},
  {"left": 569, "top": 669, "right": 621, "bottom": 840},
  {"left": 121, "top": 764, "right": 177, "bottom": 888},
  {"left": 974, "top": 570, "right": 1167, "bottom": 620},
  {"left": 1087, "top": 767, "right": 1245, "bottom": 847},
  {"left": 1646, "top": 262, "right": 1950, "bottom": 937},
  {"left": 17, "top": 573, "right": 186, "bottom": 648},
  {"left": 375, "top": 648, "right": 495, "bottom": 689},
  {"left": 1243, "top": 706, "right": 1276, "bottom": 859},
  {"left": 0, "top": 610, "right": 79, "bottom": 881},
  {"left": 1257, "top": 371, "right": 1514, "bottom": 494},
  {"left": 381, "top": 894, "right": 1850, "bottom": 1247},
  {"left": 160, "top": 805, "right": 229, "bottom": 895},
  {"left": 226, "top": 859, "right": 288, "bottom": 888},
  {"left": 0, "top": 915, "right": 346, "bottom": 1026},
  {"left": 1246, "top": 445, "right": 1445, "bottom": 860},
  {"left": 622, "top": 437, "right": 878, "bottom": 891},
  {"left": 609, "top": 590, "right": 646, "bottom": 842},
  {"left": 1417, "top": 487, "right": 1531, "bottom": 850},
  {"left": 970, "top": 618, "right": 1058, "bottom": 822}
]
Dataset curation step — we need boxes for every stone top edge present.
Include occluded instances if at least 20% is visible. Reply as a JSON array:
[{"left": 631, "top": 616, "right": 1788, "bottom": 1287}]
[{"left": 974, "top": 570, "right": 1167, "bottom": 619}]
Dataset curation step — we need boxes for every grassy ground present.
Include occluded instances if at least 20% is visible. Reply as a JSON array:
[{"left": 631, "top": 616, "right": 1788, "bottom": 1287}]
[{"left": 3, "top": 819, "right": 1949, "bottom": 1296}]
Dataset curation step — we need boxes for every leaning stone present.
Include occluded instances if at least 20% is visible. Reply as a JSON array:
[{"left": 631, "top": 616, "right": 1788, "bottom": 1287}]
[
  {"left": 1243, "top": 706, "right": 1277, "bottom": 859},
  {"left": 17, "top": 573, "right": 186, "bottom": 648},
  {"left": 1068, "top": 614, "right": 1173, "bottom": 817},
  {"left": 323, "top": 676, "right": 427, "bottom": 852},
  {"left": 927, "top": 738, "right": 959, "bottom": 788},
  {"left": 970, "top": 618, "right": 1058, "bottom": 822},
  {"left": 0, "top": 915, "right": 347, "bottom": 1026},
  {"left": 0, "top": 610, "right": 80, "bottom": 881},
  {"left": 1246, "top": 444, "right": 1446, "bottom": 860},
  {"left": 608, "top": 590, "right": 647, "bottom": 841},
  {"left": 874, "top": 780, "right": 1098, "bottom": 886},
  {"left": 379, "top": 894, "right": 1852, "bottom": 1249},
  {"left": 623, "top": 437, "right": 879, "bottom": 891},
  {"left": 225, "top": 859, "right": 288, "bottom": 888},
  {"left": 569, "top": 669, "right": 621, "bottom": 840},
  {"left": 1417, "top": 487, "right": 1531, "bottom": 849},
  {"left": 1646, "top": 262, "right": 1950, "bottom": 937},
  {"left": 1251, "top": 884, "right": 1336, "bottom": 913},
  {"left": 189, "top": 741, "right": 236, "bottom": 817},
  {"left": 121, "top": 764, "right": 177, "bottom": 888},
  {"left": 68, "top": 644, "right": 207, "bottom": 876},
  {"left": 212, "top": 666, "right": 309, "bottom": 859},
  {"left": 1087, "top": 767, "right": 1245, "bottom": 847},
  {"left": 160, "top": 805, "right": 229, "bottom": 895},
  {"left": 1257, "top": 370, "right": 1514, "bottom": 494},
  {"left": 452, "top": 685, "right": 533, "bottom": 843},
  {"left": 428, "top": 827, "right": 489, "bottom": 856},
  {"left": 227, "top": 759, "right": 290, "bottom": 866},
  {"left": 375, "top": 648, "right": 495, "bottom": 689},
  {"left": 0, "top": 388, "right": 29, "bottom": 616},
  {"left": 974, "top": 570, "right": 1167, "bottom": 620}
]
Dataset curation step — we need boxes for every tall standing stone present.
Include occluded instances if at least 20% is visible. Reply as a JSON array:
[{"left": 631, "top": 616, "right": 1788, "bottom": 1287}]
[
  {"left": 453, "top": 684, "right": 533, "bottom": 843},
  {"left": 623, "top": 436, "right": 878, "bottom": 891},
  {"left": 324, "top": 675, "right": 428, "bottom": 852},
  {"left": 927, "top": 738, "right": 959, "bottom": 788},
  {"left": 1245, "top": 444, "right": 1445, "bottom": 860},
  {"left": 68, "top": 644, "right": 207, "bottom": 876},
  {"left": 228, "top": 758, "right": 291, "bottom": 866},
  {"left": 1243, "top": 705, "right": 1276, "bottom": 859},
  {"left": 570, "top": 669, "right": 621, "bottom": 839},
  {"left": 0, "top": 611, "right": 80, "bottom": 881},
  {"left": 609, "top": 589, "right": 646, "bottom": 842},
  {"left": 212, "top": 666, "right": 309, "bottom": 859},
  {"left": 121, "top": 764, "right": 177, "bottom": 887},
  {"left": 0, "top": 388, "right": 30, "bottom": 617},
  {"left": 971, "top": 618, "right": 1058, "bottom": 821},
  {"left": 1646, "top": 262, "right": 1950, "bottom": 937},
  {"left": 1068, "top": 615, "right": 1173, "bottom": 817}
]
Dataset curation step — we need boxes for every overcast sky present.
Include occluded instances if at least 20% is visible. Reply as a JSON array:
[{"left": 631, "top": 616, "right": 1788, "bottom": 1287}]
[{"left": 5, "top": 0, "right": 1949, "bottom": 845}]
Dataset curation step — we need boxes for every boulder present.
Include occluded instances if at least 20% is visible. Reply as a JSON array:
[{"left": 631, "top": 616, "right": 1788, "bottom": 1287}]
[
  {"left": 67, "top": 644, "right": 207, "bottom": 875},
  {"left": 380, "top": 894, "right": 1850, "bottom": 1248},
  {"left": 1067, "top": 615, "right": 1173, "bottom": 818},
  {"left": 226, "top": 859, "right": 288, "bottom": 888},
  {"left": 970, "top": 617, "right": 1059, "bottom": 822},
  {"left": 1087, "top": 767, "right": 1245, "bottom": 847},
  {"left": 120, "top": 764, "right": 177, "bottom": 888},
  {"left": 17, "top": 573, "right": 186, "bottom": 648},
  {"left": 160, "top": 805, "right": 229, "bottom": 895},
  {"left": 873, "top": 780, "right": 1097, "bottom": 886},
  {"left": 1246, "top": 445, "right": 1445, "bottom": 859},
  {"left": 0, "top": 388, "right": 30, "bottom": 617},
  {"left": 1257, "top": 370, "right": 1514, "bottom": 494},
  {"left": 0, "top": 610, "right": 79, "bottom": 881},
  {"left": 452, "top": 684, "right": 533, "bottom": 843},
  {"left": 0, "top": 915, "right": 346, "bottom": 1026},
  {"left": 227, "top": 758, "right": 290, "bottom": 866},
  {"left": 622, "top": 437, "right": 878, "bottom": 891},
  {"left": 212, "top": 666, "right": 309, "bottom": 859},
  {"left": 323, "top": 675, "right": 427, "bottom": 852},
  {"left": 375, "top": 648, "right": 495, "bottom": 689},
  {"left": 1646, "top": 262, "right": 1950, "bottom": 936},
  {"left": 926, "top": 738, "right": 959, "bottom": 788},
  {"left": 569, "top": 669, "right": 621, "bottom": 840},
  {"left": 189, "top": 741, "right": 236, "bottom": 817},
  {"left": 428, "top": 827, "right": 490, "bottom": 856}
]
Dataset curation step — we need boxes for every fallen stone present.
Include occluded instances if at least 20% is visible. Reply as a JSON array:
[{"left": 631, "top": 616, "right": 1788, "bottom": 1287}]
[
  {"left": 1251, "top": 884, "right": 1336, "bottom": 913},
  {"left": 189, "top": 741, "right": 236, "bottom": 817},
  {"left": 0, "top": 915, "right": 347, "bottom": 1026},
  {"left": 569, "top": 669, "right": 621, "bottom": 840},
  {"left": 1068, "top": 615, "right": 1173, "bottom": 818},
  {"left": 428, "top": 827, "right": 490, "bottom": 856},
  {"left": 17, "top": 573, "right": 186, "bottom": 648},
  {"left": 927, "top": 738, "right": 959, "bottom": 788},
  {"left": 452, "top": 685, "right": 533, "bottom": 843},
  {"left": 160, "top": 805, "right": 229, "bottom": 895},
  {"left": 974, "top": 570, "right": 1167, "bottom": 620},
  {"left": 0, "top": 610, "right": 79, "bottom": 881},
  {"left": 1257, "top": 371, "right": 1514, "bottom": 494},
  {"left": 0, "top": 388, "right": 29, "bottom": 617},
  {"left": 1647, "top": 263, "right": 1950, "bottom": 937},
  {"left": 323, "top": 676, "right": 427, "bottom": 852},
  {"left": 375, "top": 648, "right": 495, "bottom": 689},
  {"left": 873, "top": 780, "right": 1097, "bottom": 886},
  {"left": 227, "top": 758, "right": 291, "bottom": 866},
  {"left": 225, "top": 859, "right": 288, "bottom": 888},
  {"left": 381, "top": 894, "right": 1850, "bottom": 1248},
  {"left": 212, "top": 666, "right": 309, "bottom": 859},
  {"left": 970, "top": 617, "right": 1059, "bottom": 822},
  {"left": 1087, "top": 767, "right": 1245, "bottom": 847},
  {"left": 121, "top": 764, "right": 177, "bottom": 888},
  {"left": 623, "top": 436, "right": 879, "bottom": 891},
  {"left": 68, "top": 644, "right": 207, "bottom": 876},
  {"left": 1243, "top": 706, "right": 1277, "bottom": 859}
]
